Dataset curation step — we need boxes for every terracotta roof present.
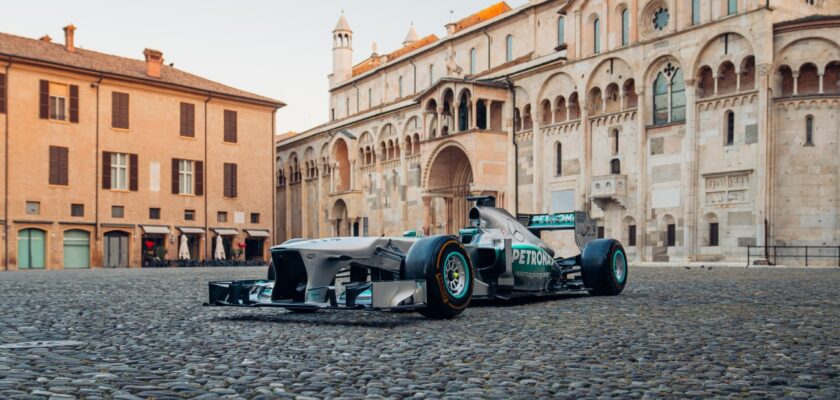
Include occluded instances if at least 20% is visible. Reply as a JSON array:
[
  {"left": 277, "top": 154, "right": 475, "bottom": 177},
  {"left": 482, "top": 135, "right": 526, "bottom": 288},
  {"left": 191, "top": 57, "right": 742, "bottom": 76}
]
[
  {"left": 275, "top": 131, "right": 298, "bottom": 142},
  {"left": 0, "top": 31, "right": 284, "bottom": 106},
  {"left": 387, "top": 34, "right": 439, "bottom": 62},
  {"left": 352, "top": 56, "right": 382, "bottom": 77},
  {"left": 450, "top": 2, "right": 512, "bottom": 34}
]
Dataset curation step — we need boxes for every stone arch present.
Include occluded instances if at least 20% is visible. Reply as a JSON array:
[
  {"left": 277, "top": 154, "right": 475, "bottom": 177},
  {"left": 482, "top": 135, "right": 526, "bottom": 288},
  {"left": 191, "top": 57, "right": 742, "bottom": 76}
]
[
  {"left": 718, "top": 60, "right": 737, "bottom": 95},
  {"left": 584, "top": 57, "right": 635, "bottom": 96},
  {"left": 332, "top": 138, "right": 351, "bottom": 192},
  {"left": 701, "top": 212, "right": 720, "bottom": 247},
  {"left": 331, "top": 199, "right": 350, "bottom": 236},
  {"left": 697, "top": 65, "right": 715, "bottom": 98},
  {"left": 798, "top": 63, "right": 820, "bottom": 96},
  {"left": 690, "top": 31, "right": 756, "bottom": 78},
  {"left": 424, "top": 142, "right": 475, "bottom": 234},
  {"left": 457, "top": 88, "right": 472, "bottom": 132},
  {"left": 536, "top": 71, "right": 578, "bottom": 107},
  {"left": 554, "top": 95, "right": 567, "bottom": 122},
  {"left": 621, "top": 215, "right": 636, "bottom": 246},
  {"left": 605, "top": 83, "right": 620, "bottom": 113},
  {"left": 824, "top": 61, "right": 840, "bottom": 94},
  {"left": 740, "top": 55, "right": 756, "bottom": 91},
  {"left": 775, "top": 37, "right": 840, "bottom": 77},
  {"left": 588, "top": 86, "right": 603, "bottom": 115}
]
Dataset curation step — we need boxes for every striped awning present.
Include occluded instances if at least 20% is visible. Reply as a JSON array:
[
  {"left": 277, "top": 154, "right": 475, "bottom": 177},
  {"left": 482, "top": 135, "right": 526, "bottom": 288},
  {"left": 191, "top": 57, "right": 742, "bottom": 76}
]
[
  {"left": 245, "top": 229, "right": 270, "bottom": 238},
  {"left": 141, "top": 225, "right": 170, "bottom": 235}
]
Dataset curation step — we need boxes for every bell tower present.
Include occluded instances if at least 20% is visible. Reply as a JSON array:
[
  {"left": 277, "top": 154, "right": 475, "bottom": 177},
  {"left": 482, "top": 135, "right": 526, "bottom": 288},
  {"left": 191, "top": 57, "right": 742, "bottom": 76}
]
[{"left": 331, "top": 13, "right": 353, "bottom": 86}]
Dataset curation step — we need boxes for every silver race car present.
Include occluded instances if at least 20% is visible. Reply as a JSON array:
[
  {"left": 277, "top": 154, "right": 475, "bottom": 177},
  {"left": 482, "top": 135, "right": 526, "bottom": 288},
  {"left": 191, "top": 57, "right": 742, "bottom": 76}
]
[{"left": 206, "top": 196, "right": 628, "bottom": 318}]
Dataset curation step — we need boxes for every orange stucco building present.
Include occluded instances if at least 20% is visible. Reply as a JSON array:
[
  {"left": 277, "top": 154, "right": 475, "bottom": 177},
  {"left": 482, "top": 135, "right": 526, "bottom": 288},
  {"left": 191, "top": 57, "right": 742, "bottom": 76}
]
[{"left": 0, "top": 25, "right": 284, "bottom": 269}]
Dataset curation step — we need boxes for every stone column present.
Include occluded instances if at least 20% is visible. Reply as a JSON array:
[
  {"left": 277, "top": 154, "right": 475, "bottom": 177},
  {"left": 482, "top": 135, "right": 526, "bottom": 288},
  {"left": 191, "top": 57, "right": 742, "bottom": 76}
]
[
  {"left": 317, "top": 166, "right": 324, "bottom": 238},
  {"left": 301, "top": 168, "right": 309, "bottom": 238},
  {"left": 792, "top": 72, "right": 799, "bottom": 96},
  {"left": 635, "top": 88, "right": 647, "bottom": 261},
  {"left": 422, "top": 196, "right": 433, "bottom": 235},
  {"left": 436, "top": 106, "right": 444, "bottom": 136},
  {"left": 285, "top": 174, "right": 292, "bottom": 240},
  {"left": 532, "top": 111, "right": 543, "bottom": 213},
  {"left": 818, "top": 73, "right": 825, "bottom": 94},
  {"left": 756, "top": 63, "right": 772, "bottom": 252},
  {"left": 682, "top": 79, "right": 698, "bottom": 262},
  {"left": 580, "top": 91, "right": 591, "bottom": 214},
  {"left": 444, "top": 197, "right": 454, "bottom": 234},
  {"left": 713, "top": 73, "right": 719, "bottom": 96},
  {"left": 574, "top": 10, "right": 582, "bottom": 58},
  {"left": 400, "top": 138, "right": 409, "bottom": 232}
]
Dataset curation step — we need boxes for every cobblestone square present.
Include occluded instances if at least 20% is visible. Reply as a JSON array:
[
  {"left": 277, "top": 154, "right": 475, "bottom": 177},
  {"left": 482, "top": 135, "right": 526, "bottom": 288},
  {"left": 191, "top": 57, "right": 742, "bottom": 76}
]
[{"left": 0, "top": 267, "right": 838, "bottom": 399}]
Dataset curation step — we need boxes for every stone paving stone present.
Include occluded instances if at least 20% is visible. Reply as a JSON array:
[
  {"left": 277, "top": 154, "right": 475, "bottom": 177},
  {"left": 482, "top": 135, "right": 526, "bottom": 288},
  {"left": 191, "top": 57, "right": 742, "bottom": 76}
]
[{"left": 0, "top": 267, "right": 838, "bottom": 398}]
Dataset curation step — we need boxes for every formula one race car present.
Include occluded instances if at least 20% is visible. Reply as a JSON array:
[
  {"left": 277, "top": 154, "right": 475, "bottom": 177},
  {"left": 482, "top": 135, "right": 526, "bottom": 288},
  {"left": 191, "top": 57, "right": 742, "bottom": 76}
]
[{"left": 206, "top": 196, "right": 628, "bottom": 318}]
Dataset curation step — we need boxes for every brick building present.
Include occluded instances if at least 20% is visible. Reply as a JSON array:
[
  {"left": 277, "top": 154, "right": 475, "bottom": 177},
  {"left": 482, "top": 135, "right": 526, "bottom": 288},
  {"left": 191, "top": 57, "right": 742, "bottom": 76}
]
[
  {"left": 1, "top": 25, "right": 284, "bottom": 269},
  {"left": 277, "top": 0, "right": 840, "bottom": 264}
]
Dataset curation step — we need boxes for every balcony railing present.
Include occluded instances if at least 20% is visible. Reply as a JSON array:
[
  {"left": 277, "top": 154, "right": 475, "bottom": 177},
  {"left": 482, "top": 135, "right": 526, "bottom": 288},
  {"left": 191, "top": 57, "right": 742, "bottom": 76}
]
[{"left": 591, "top": 174, "right": 627, "bottom": 209}]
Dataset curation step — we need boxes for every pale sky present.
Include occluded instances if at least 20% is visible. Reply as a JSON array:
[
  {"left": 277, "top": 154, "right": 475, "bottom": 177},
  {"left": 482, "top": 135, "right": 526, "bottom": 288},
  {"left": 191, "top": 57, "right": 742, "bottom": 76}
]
[{"left": 6, "top": 0, "right": 527, "bottom": 135}]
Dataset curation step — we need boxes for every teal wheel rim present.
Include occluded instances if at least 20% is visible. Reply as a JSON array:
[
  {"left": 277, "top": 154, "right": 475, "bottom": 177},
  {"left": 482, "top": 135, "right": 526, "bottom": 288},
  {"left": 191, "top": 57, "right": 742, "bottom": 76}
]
[
  {"left": 443, "top": 251, "right": 470, "bottom": 299},
  {"left": 612, "top": 249, "right": 627, "bottom": 284}
]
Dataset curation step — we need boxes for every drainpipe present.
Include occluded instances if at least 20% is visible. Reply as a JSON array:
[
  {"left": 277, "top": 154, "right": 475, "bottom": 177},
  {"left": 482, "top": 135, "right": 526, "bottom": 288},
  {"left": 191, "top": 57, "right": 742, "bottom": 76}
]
[
  {"left": 94, "top": 73, "right": 103, "bottom": 258},
  {"left": 204, "top": 93, "right": 212, "bottom": 260},
  {"left": 483, "top": 29, "right": 492, "bottom": 70},
  {"left": 505, "top": 76, "right": 518, "bottom": 215},
  {"left": 3, "top": 56, "right": 11, "bottom": 270}
]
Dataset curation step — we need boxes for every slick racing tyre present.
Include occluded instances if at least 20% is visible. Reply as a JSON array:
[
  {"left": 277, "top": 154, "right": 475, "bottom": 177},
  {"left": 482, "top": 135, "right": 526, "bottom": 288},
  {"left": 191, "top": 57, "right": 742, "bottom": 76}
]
[
  {"left": 581, "top": 239, "right": 628, "bottom": 296},
  {"left": 404, "top": 236, "right": 473, "bottom": 319}
]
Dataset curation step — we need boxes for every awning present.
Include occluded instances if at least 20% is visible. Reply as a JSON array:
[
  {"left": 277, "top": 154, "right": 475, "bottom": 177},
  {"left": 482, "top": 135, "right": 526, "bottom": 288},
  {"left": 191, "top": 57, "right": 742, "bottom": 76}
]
[
  {"left": 141, "top": 225, "right": 170, "bottom": 235},
  {"left": 213, "top": 228, "right": 239, "bottom": 236},
  {"left": 178, "top": 227, "right": 205, "bottom": 234},
  {"left": 245, "top": 229, "right": 270, "bottom": 238}
]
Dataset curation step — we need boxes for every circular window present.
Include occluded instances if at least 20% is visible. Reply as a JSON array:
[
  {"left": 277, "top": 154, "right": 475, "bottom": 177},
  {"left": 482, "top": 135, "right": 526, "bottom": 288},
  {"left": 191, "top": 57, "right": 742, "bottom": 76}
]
[{"left": 653, "top": 8, "right": 669, "bottom": 31}]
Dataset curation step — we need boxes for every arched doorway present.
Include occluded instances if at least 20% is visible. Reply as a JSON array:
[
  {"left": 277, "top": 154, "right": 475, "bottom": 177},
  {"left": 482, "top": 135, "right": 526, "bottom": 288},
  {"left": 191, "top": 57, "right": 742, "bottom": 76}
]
[
  {"left": 426, "top": 145, "right": 473, "bottom": 234},
  {"left": 18, "top": 228, "right": 46, "bottom": 269},
  {"left": 104, "top": 231, "right": 129, "bottom": 268},
  {"left": 332, "top": 199, "right": 349, "bottom": 236},
  {"left": 63, "top": 230, "right": 90, "bottom": 268}
]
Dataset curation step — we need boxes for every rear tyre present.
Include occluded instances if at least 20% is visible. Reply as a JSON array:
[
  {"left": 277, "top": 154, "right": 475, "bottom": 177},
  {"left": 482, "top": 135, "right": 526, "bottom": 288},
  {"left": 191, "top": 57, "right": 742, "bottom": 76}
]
[
  {"left": 581, "top": 239, "right": 628, "bottom": 296},
  {"left": 403, "top": 236, "right": 473, "bottom": 319}
]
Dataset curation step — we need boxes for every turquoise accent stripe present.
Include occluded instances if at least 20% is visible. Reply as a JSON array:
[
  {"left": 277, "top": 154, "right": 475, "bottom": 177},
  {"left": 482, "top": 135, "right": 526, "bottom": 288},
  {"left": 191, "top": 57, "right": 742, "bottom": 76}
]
[
  {"left": 445, "top": 252, "right": 470, "bottom": 299},
  {"left": 613, "top": 249, "right": 626, "bottom": 284}
]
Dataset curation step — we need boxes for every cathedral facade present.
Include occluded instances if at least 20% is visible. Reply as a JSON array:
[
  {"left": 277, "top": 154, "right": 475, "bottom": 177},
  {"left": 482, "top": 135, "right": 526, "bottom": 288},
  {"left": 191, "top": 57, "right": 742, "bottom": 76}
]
[{"left": 276, "top": 0, "right": 840, "bottom": 264}]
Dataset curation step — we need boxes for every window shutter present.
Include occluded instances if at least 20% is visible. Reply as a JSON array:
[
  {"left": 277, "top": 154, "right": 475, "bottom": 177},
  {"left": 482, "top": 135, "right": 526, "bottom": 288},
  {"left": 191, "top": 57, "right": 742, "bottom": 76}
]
[
  {"left": 39, "top": 80, "right": 49, "bottom": 119},
  {"left": 231, "top": 163, "right": 238, "bottom": 198},
  {"left": 224, "top": 110, "right": 237, "bottom": 142},
  {"left": 180, "top": 103, "right": 195, "bottom": 137},
  {"left": 0, "top": 73, "right": 6, "bottom": 113},
  {"left": 195, "top": 160, "right": 204, "bottom": 196},
  {"left": 223, "top": 164, "right": 230, "bottom": 197},
  {"left": 59, "top": 147, "right": 69, "bottom": 185},
  {"left": 69, "top": 85, "right": 79, "bottom": 123},
  {"left": 129, "top": 153, "right": 138, "bottom": 191},
  {"left": 102, "top": 151, "right": 112, "bottom": 189},
  {"left": 121, "top": 93, "right": 130, "bottom": 128},
  {"left": 112, "top": 92, "right": 129, "bottom": 129},
  {"left": 172, "top": 158, "right": 179, "bottom": 194},
  {"left": 49, "top": 146, "right": 59, "bottom": 185}
]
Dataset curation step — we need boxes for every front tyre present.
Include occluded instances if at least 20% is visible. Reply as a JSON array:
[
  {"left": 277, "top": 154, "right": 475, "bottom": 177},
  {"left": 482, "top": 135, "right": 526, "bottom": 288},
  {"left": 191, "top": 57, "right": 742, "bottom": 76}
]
[
  {"left": 403, "top": 236, "right": 473, "bottom": 319},
  {"left": 581, "top": 239, "right": 628, "bottom": 296}
]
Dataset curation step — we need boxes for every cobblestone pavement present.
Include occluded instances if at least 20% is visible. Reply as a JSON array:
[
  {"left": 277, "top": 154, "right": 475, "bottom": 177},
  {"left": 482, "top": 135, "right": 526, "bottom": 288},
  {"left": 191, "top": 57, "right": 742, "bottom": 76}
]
[{"left": 0, "top": 267, "right": 838, "bottom": 399}]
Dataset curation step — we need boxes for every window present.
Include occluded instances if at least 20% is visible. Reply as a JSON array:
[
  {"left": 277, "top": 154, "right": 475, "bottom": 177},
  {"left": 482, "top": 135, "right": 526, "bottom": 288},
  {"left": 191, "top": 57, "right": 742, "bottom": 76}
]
[
  {"left": 653, "top": 8, "right": 669, "bottom": 31},
  {"left": 345, "top": 97, "right": 350, "bottom": 116},
  {"left": 727, "top": 0, "right": 737, "bottom": 15},
  {"left": 111, "top": 92, "right": 129, "bottom": 129},
  {"left": 26, "top": 201, "right": 40, "bottom": 215},
  {"left": 592, "top": 18, "right": 602, "bottom": 54},
  {"left": 805, "top": 115, "right": 815, "bottom": 146},
  {"left": 217, "top": 211, "right": 228, "bottom": 223},
  {"left": 652, "top": 64, "right": 686, "bottom": 125},
  {"left": 111, "top": 153, "right": 129, "bottom": 190},
  {"left": 331, "top": 108, "right": 335, "bottom": 121},
  {"left": 597, "top": 226, "right": 605, "bottom": 239},
  {"left": 223, "top": 163, "right": 238, "bottom": 198},
  {"left": 709, "top": 223, "right": 719, "bottom": 246},
  {"left": 223, "top": 110, "right": 237, "bottom": 143},
  {"left": 149, "top": 207, "right": 161, "bottom": 220},
  {"left": 628, "top": 225, "right": 637, "bottom": 246},
  {"left": 555, "top": 142, "right": 563, "bottom": 176},
  {"left": 506, "top": 34, "right": 513, "bottom": 62},
  {"left": 111, "top": 205, "right": 124, "bottom": 218},
  {"left": 180, "top": 102, "right": 195, "bottom": 137},
  {"left": 49, "top": 146, "right": 69, "bottom": 186},
  {"left": 250, "top": 213, "right": 260, "bottom": 224},
  {"left": 692, "top": 0, "right": 701, "bottom": 25},
  {"left": 621, "top": 9, "right": 629, "bottom": 46},
  {"left": 725, "top": 111, "right": 735, "bottom": 145},
  {"left": 469, "top": 48, "right": 477, "bottom": 75},
  {"left": 398, "top": 76, "right": 404, "bottom": 98},
  {"left": 610, "top": 159, "right": 621, "bottom": 175},
  {"left": 49, "top": 87, "right": 67, "bottom": 121},
  {"left": 368, "top": 88, "right": 373, "bottom": 108},
  {"left": 184, "top": 209, "right": 195, "bottom": 221},
  {"left": 71, "top": 203, "right": 84, "bottom": 217},
  {"left": 557, "top": 16, "right": 565, "bottom": 46},
  {"left": 178, "top": 159, "right": 194, "bottom": 195},
  {"left": 612, "top": 130, "right": 620, "bottom": 155},
  {"left": 667, "top": 224, "right": 676, "bottom": 247}
]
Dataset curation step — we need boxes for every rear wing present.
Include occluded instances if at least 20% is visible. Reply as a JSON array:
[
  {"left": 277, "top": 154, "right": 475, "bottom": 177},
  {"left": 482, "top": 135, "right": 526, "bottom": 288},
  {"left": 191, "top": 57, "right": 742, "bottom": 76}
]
[{"left": 517, "top": 211, "right": 597, "bottom": 250}]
